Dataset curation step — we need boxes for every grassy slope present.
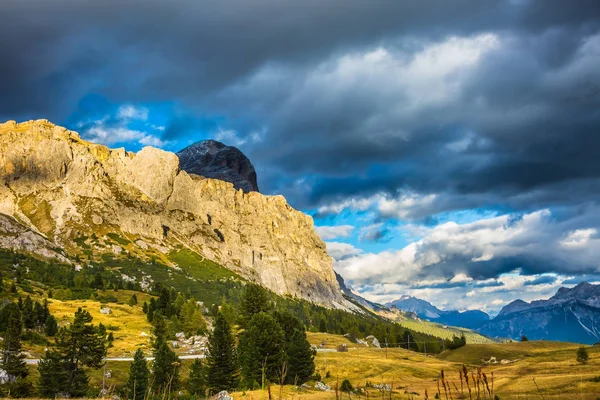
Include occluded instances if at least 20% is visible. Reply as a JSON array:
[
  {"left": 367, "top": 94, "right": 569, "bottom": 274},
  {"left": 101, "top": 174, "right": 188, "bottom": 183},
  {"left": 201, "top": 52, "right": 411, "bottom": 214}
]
[
  {"left": 397, "top": 318, "right": 494, "bottom": 344},
  {"left": 257, "top": 336, "right": 600, "bottom": 399},
  {"left": 48, "top": 291, "right": 155, "bottom": 357}
]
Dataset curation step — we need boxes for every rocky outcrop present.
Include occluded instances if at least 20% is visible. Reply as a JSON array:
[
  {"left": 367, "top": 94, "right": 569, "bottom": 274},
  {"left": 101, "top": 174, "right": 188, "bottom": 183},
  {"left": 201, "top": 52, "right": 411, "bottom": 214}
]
[
  {"left": 0, "top": 120, "right": 347, "bottom": 308},
  {"left": 177, "top": 140, "right": 259, "bottom": 193}
]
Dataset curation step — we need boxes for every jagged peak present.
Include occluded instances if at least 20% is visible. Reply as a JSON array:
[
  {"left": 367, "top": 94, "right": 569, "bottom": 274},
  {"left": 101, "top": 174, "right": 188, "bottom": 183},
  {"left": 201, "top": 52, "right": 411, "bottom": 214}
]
[{"left": 177, "top": 139, "right": 259, "bottom": 193}]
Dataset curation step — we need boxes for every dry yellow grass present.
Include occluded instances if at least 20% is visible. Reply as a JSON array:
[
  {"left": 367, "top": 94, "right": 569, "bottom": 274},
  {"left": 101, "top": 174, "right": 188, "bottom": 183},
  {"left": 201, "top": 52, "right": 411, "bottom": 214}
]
[
  {"left": 307, "top": 332, "right": 356, "bottom": 348},
  {"left": 239, "top": 335, "right": 600, "bottom": 399},
  {"left": 20, "top": 322, "right": 600, "bottom": 399},
  {"left": 46, "top": 291, "right": 154, "bottom": 357}
]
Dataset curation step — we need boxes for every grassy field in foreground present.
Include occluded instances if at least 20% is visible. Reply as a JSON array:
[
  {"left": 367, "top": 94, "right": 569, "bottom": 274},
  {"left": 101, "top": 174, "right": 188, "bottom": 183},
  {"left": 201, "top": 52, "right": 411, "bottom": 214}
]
[
  {"left": 19, "top": 334, "right": 600, "bottom": 399},
  {"left": 290, "top": 334, "right": 600, "bottom": 399}
]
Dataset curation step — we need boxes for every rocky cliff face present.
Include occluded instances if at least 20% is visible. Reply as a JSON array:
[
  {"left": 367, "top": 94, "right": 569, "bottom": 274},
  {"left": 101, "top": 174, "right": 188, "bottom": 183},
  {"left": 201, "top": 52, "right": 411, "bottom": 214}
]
[
  {"left": 0, "top": 120, "right": 348, "bottom": 308},
  {"left": 177, "top": 140, "right": 259, "bottom": 193}
]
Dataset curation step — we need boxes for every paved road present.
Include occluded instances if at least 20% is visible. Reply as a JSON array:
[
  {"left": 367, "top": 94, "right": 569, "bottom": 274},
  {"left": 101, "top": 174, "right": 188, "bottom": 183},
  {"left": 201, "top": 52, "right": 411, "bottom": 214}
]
[{"left": 24, "top": 354, "right": 205, "bottom": 365}]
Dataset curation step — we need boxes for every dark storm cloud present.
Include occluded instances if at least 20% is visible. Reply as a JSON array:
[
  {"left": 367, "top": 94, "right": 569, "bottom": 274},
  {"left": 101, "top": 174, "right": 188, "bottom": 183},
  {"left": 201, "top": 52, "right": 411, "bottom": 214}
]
[
  {"left": 524, "top": 275, "right": 557, "bottom": 286},
  {"left": 1, "top": 0, "right": 600, "bottom": 216}
]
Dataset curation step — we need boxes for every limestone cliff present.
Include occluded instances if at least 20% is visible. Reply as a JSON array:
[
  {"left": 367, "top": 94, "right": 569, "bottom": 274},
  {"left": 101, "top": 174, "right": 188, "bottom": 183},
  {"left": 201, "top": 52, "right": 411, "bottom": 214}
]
[{"left": 0, "top": 120, "right": 348, "bottom": 308}]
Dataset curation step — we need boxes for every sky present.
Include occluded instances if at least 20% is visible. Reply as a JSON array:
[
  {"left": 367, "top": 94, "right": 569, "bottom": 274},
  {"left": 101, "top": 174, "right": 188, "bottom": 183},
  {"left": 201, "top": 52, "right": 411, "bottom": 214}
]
[{"left": 2, "top": 0, "right": 600, "bottom": 315}]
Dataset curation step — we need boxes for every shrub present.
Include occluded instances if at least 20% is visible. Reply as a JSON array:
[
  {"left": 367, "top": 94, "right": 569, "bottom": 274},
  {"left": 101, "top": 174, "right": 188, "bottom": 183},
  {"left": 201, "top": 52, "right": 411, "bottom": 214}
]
[
  {"left": 340, "top": 379, "right": 353, "bottom": 392},
  {"left": 577, "top": 346, "right": 589, "bottom": 364}
]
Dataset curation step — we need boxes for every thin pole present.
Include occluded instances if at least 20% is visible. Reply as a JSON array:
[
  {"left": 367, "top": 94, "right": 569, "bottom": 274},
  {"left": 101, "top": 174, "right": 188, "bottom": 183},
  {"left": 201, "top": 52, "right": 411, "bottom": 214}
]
[
  {"left": 102, "top": 358, "right": 106, "bottom": 396},
  {"left": 385, "top": 338, "right": 388, "bottom": 359}
]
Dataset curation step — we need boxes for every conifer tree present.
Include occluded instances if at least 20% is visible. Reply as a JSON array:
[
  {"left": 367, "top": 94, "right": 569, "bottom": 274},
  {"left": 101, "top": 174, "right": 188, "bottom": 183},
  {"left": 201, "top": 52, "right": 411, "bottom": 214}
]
[
  {"left": 37, "top": 350, "right": 67, "bottom": 397},
  {"left": 180, "top": 299, "right": 208, "bottom": 336},
  {"left": 44, "top": 315, "right": 58, "bottom": 337},
  {"left": 318, "top": 318, "right": 327, "bottom": 333},
  {"left": 142, "top": 301, "right": 148, "bottom": 314},
  {"left": 41, "top": 308, "right": 107, "bottom": 397},
  {"left": 152, "top": 312, "right": 168, "bottom": 350},
  {"left": 147, "top": 298, "right": 157, "bottom": 322},
  {"left": 206, "top": 312, "right": 239, "bottom": 393},
  {"left": 22, "top": 296, "right": 35, "bottom": 330},
  {"left": 188, "top": 358, "right": 207, "bottom": 396},
  {"left": 239, "top": 284, "right": 272, "bottom": 327},
  {"left": 284, "top": 329, "right": 316, "bottom": 384},
  {"left": 151, "top": 342, "right": 180, "bottom": 394},
  {"left": 238, "top": 312, "right": 284, "bottom": 387},
  {"left": 126, "top": 348, "right": 149, "bottom": 400},
  {"left": 2, "top": 308, "right": 32, "bottom": 397},
  {"left": 129, "top": 293, "right": 138, "bottom": 306},
  {"left": 0, "top": 270, "right": 3, "bottom": 293}
]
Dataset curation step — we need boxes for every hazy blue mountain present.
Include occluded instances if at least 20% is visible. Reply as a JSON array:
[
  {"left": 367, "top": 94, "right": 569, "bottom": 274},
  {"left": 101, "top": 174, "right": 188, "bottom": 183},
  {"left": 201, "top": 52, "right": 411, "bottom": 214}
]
[
  {"left": 386, "top": 296, "right": 490, "bottom": 329},
  {"left": 479, "top": 282, "right": 600, "bottom": 344}
]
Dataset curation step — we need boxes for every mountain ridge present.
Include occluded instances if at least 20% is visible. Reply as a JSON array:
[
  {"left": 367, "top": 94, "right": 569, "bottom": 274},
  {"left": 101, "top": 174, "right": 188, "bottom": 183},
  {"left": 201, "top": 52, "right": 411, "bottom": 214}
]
[
  {"left": 386, "top": 296, "right": 490, "bottom": 329},
  {"left": 0, "top": 119, "right": 350, "bottom": 309},
  {"left": 479, "top": 282, "right": 600, "bottom": 343}
]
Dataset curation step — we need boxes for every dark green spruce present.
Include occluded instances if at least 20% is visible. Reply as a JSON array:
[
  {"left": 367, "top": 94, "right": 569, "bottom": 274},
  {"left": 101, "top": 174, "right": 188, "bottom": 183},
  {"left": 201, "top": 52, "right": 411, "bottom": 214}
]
[{"left": 206, "top": 312, "right": 239, "bottom": 393}]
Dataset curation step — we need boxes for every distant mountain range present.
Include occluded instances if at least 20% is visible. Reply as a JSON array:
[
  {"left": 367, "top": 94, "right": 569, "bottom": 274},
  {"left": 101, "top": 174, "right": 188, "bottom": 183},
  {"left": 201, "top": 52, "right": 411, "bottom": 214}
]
[
  {"left": 479, "top": 282, "right": 600, "bottom": 344},
  {"left": 386, "top": 296, "right": 491, "bottom": 329},
  {"left": 387, "top": 282, "right": 600, "bottom": 344}
]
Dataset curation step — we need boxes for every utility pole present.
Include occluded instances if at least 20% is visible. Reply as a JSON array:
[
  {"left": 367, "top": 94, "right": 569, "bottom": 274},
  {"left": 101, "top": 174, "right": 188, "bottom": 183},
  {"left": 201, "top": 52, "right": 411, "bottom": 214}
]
[{"left": 385, "top": 338, "right": 388, "bottom": 359}]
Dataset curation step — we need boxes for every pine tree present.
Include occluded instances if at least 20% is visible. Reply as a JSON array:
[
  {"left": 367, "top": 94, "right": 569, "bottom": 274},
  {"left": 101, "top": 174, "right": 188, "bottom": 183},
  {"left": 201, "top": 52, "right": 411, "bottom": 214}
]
[
  {"left": 2, "top": 308, "right": 32, "bottom": 397},
  {"left": 33, "top": 301, "right": 44, "bottom": 328},
  {"left": 126, "top": 348, "right": 149, "bottom": 400},
  {"left": 318, "top": 318, "right": 327, "bottom": 333},
  {"left": 157, "top": 285, "right": 171, "bottom": 313},
  {"left": 151, "top": 342, "right": 180, "bottom": 394},
  {"left": 152, "top": 312, "right": 168, "bottom": 350},
  {"left": 92, "top": 273, "right": 104, "bottom": 289},
  {"left": 206, "top": 312, "right": 239, "bottom": 393},
  {"left": 188, "top": 358, "right": 207, "bottom": 396},
  {"left": 147, "top": 298, "right": 157, "bottom": 322},
  {"left": 0, "top": 270, "right": 3, "bottom": 293},
  {"left": 22, "top": 296, "right": 35, "bottom": 330},
  {"left": 44, "top": 315, "right": 58, "bottom": 337},
  {"left": 180, "top": 299, "right": 208, "bottom": 336},
  {"left": 129, "top": 293, "right": 138, "bottom": 306},
  {"left": 284, "top": 329, "right": 316, "bottom": 385},
  {"left": 142, "top": 301, "right": 148, "bottom": 314},
  {"left": 47, "top": 308, "right": 107, "bottom": 397},
  {"left": 37, "top": 350, "right": 67, "bottom": 397},
  {"left": 239, "top": 284, "right": 272, "bottom": 327},
  {"left": 238, "top": 312, "right": 284, "bottom": 388}
]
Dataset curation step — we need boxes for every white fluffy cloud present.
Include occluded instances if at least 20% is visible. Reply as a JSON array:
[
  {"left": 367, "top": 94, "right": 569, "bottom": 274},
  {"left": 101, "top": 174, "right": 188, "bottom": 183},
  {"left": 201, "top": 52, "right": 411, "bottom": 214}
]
[
  {"left": 325, "top": 242, "right": 363, "bottom": 261},
  {"left": 315, "top": 225, "right": 355, "bottom": 240},
  {"left": 81, "top": 105, "right": 167, "bottom": 147},
  {"left": 336, "top": 208, "right": 600, "bottom": 287}
]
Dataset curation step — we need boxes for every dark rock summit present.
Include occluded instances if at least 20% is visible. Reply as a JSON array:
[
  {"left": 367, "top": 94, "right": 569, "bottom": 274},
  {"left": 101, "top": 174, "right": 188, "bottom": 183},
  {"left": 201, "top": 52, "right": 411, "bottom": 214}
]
[{"left": 176, "top": 140, "right": 259, "bottom": 193}]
